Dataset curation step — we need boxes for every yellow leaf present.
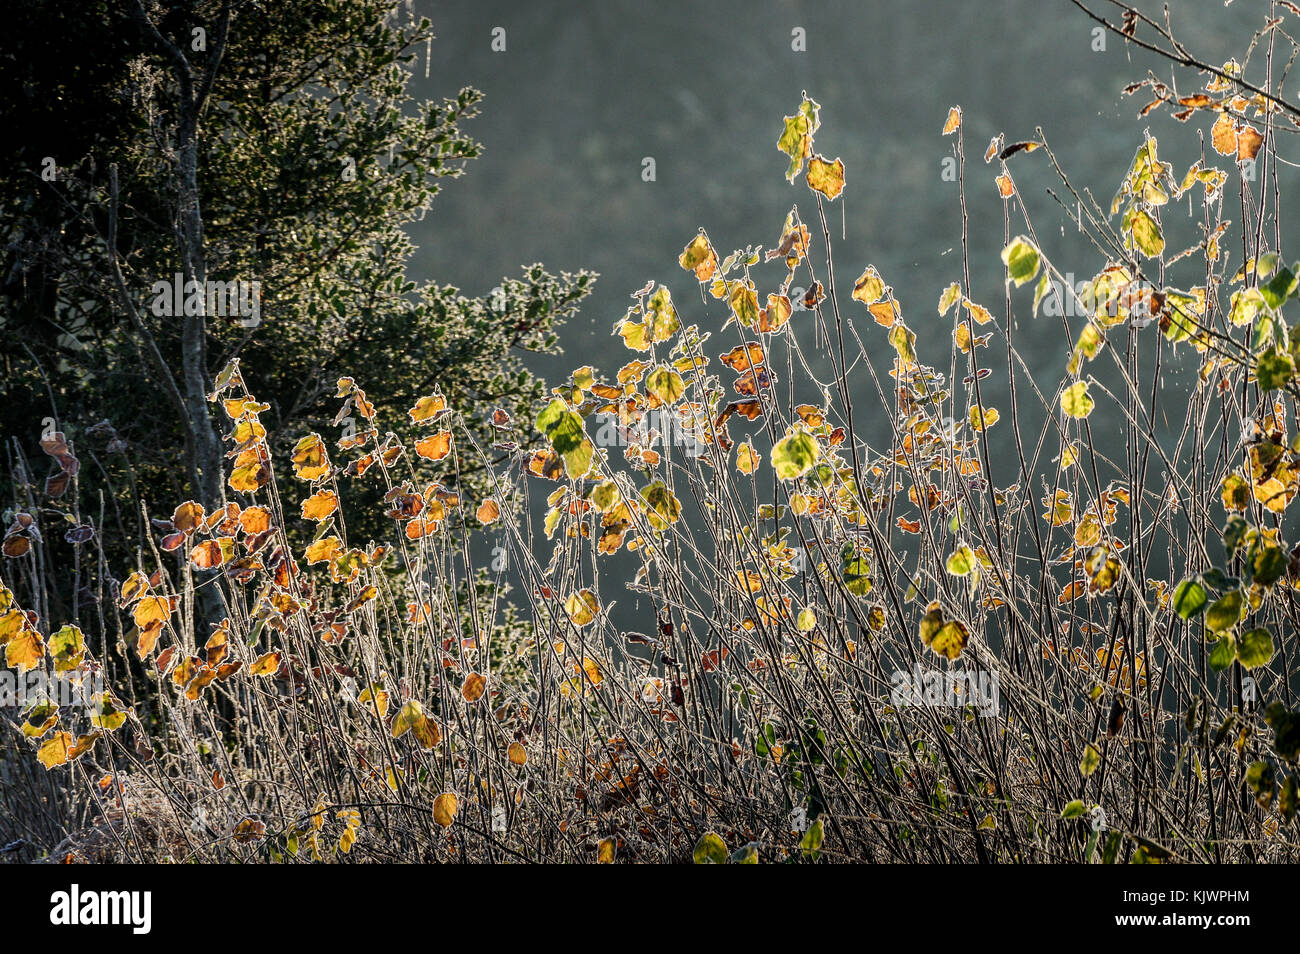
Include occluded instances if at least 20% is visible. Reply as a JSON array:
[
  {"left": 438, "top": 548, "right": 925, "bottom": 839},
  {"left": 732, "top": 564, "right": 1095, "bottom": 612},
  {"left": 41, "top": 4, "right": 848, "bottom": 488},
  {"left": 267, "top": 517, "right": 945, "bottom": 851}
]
[
  {"left": 1061, "top": 380, "right": 1095, "bottom": 419},
  {"left": 565, "top": 589, "right": 600, "bottom": 627},
  {"left": 736, "top": 441, "right": 761, "bottom": 475},
  {"left": 806, "top": 155, "right": 845, "bottom": 199},
  {"left": 679, "top": 233, "right": 718, "bottom": 282},
  {"left": 942, "top": 106, "right": 962, "bottom": 135},
  {"left": 969, "top": 405, "right": 1000, "bottom": 431},
  {"left": 37, "top": 731, "right": 72, "bottom": 770},
  {"left": 433, "top": 792, "right": 458, "bottom": 827},
  {"left": 291, "top": 433, "right": 330, "bottom": 481},
  {"left": 408, "top": 394, "right": 449, "bottom": 423},
  {"left": 305, "top": 536, "right": 342, "bottom": 565},
  {"left": 852, "top": 266, "right": 885, "bottom": 305},
  {"left": 938, "top": 282, "right": 962, "bottom": 316},
  {"left": 358, "top": 684, "right": 389, "bottom": 719},
  {"left": 598, "top": 837, "right": 616, "bottom": 863},
  {"left": 5, "top": 626, "right": 44, "bottom": 672},
  {"left": 249, "top": 651, "right": 280, "bottom": 676},
  {"left": 963, "top": 298, "right": 993, "bottom": 325}
]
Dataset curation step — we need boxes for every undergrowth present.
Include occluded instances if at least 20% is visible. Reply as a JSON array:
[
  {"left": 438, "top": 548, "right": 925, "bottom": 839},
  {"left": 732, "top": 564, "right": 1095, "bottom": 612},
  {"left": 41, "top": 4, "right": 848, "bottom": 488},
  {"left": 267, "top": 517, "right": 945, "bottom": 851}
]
[{"left": 5, "top": 7, "right": 1300, "bottom": 863}]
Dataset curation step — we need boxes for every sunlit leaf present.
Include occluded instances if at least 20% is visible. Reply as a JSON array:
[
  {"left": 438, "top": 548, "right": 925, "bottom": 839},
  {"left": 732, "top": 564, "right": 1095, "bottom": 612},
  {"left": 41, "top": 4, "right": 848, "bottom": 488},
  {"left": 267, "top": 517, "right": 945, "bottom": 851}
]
[
  {"left": 806, "top": 155, "right": 845, "bottom": 200},
  {"left": 1001, "top": 236, "right": 1040, "bottom": 287},
  {"left": 415, "top": 432, "right": 453, "bottom": 462},
  {"left": 679, "top": 233, "right": 719, "bottom": 282},
  {"left": 1080, "top": 743, "right": 1101, "bottom": 777},
  {"left": 693, "top": 830, "right": 727, "bottom": 864},
  {"left": 49, "top": 624, "right": 85, "bottom": 672},
  {"left": 641, "top": 481, "right": 682, "bottom": 530},
  {"left": 852, "top": 266, "right": 885, "bottom": 305},
  {"left": 1237, "top": 627, "right": 1274, "bottom": 670},
  {"left": 37, "top": 732, "right": 72, "bottom": 770},
  {"left": 1061, "top": 381, "right": 1095, "bottom": 419},
  {"left": 462, "top": 671, "right": 487, "bottom": 703},
  {"left": 946, "top": 546, "right": 977, "bottom": 576},
  {"left": 646, "top": 366, "right": 686, "bottom": 405},
  {"left": 969, "top": 405, "right": 999, "bottom": 431},
  {"left": 408, "top": 394, "right": 449, "bottom": 423},
  {"left": 565, "top": 589, "right": 601, "bottom": 627},
  {"left": 919, "top": 605, "right": 968, "bottom": 660},
  {"left": 433, "top": 792, "right": 458, "bottom": 827},
  {"left": 777, "top": 96, "right": 820, "bottom": 182},
  {"left": 771, "top": 431, "right": 819, "bottom": 480},
  {"left": 1172, "top": 577, "right": 1208, "bottom": 620},
  {"left": 536, "top": 399, "right": 594, "bottom": 479},
  {"left": 938, "top": 282, "right": 962, "bottom": 316},
  {"left": 1129, "top": 209, "right": 1164, "bottom": 258}
]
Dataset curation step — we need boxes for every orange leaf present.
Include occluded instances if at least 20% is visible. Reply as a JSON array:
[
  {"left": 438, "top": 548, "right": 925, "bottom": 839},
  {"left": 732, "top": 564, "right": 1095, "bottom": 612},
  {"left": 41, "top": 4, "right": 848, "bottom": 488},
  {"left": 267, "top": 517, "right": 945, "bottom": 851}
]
[
  {"left": 415, "top": 432, "right": 453, "bottom": 462},
  {"left": 301, "top": 490, "right": 339, "bottom": 522},
  {"left": 462, "top": 672, "right": 487, "bottom": 703},
  {"left": 476, "top": 498, "right": 501, "bottom": 525}
]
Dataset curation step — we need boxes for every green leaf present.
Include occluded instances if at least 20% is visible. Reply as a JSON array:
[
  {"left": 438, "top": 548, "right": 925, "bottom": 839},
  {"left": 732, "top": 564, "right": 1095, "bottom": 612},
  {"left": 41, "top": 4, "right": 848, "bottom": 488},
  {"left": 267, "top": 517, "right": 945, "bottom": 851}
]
[
  {"left": 1205, "top": 590, "right": 1243, "bottom": 633},
  {"left": 771, "top": 431, "right": 820, "bottom": 480},
  {"left": 728, "top": 842, "right": 759, "bottom": 864},
  {"left": 1208, "top": 637, "right": 1236, "bottom": 672},
  {"left": 1256, "top": 348, "right": 1294, "bottom": 391},
  {"left": 536, "top": 399, "right": 593, "bottom": 479},
  {"left": 777, "top": 96, "right": 820, "bottom": 183},
  {"left": 1001, "top": 236, "right": 1040, "bottom": 286},
  {"left": 1251, "top": 540, "right": 1287, "bottom": 586},
  {"left": 799, "top": 817, "right": 824, "bottom": 861},
  {"left": 640, "top": 481, "right": 682, "bottom": 531},
  {"left": 693, "top": 830, "right": 728, "bottom": 864},
  {"left": 840, "top": 545, "right": 873, "bottom": 597},
  {"left": 1061, "top": 380, "right": 1095, "bottom": 419},
  {"left": 1101, "top": 830, "right": 1122, "bottom": 864},
  {"left": 1260, "top": 262, "right": 1299, "bottom": 310},
  {"left": 1237, "top": 627, "right": 1275, "bottom": 670},
  {"left": 1061, "top": 799, "right": 1086, "bottom": 819},
  {"left": 1172, "top": 577, "right": 1208, "bottom": 620}
]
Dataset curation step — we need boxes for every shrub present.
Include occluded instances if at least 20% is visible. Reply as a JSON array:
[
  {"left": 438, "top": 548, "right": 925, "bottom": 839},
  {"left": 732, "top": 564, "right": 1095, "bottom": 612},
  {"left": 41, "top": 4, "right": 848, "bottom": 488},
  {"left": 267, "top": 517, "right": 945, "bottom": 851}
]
[{"left": 4, "top": 3, "right": 1300, "bottom": 864}]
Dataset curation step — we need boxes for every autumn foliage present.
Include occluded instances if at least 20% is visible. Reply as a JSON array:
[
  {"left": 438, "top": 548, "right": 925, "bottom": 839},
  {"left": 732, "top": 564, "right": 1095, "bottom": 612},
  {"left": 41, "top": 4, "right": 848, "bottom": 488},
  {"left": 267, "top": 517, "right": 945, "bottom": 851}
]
[{"left": 6, "top": 7, "right": 1300, "bottom": 863}]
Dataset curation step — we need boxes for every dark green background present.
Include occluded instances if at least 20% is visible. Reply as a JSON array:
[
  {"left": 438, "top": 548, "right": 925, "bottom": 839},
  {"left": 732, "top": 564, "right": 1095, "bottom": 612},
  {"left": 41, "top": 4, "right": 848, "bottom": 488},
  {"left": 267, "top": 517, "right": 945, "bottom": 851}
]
[{"left": 410, "top": 0, "right": 1274, "bottom": 398}]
